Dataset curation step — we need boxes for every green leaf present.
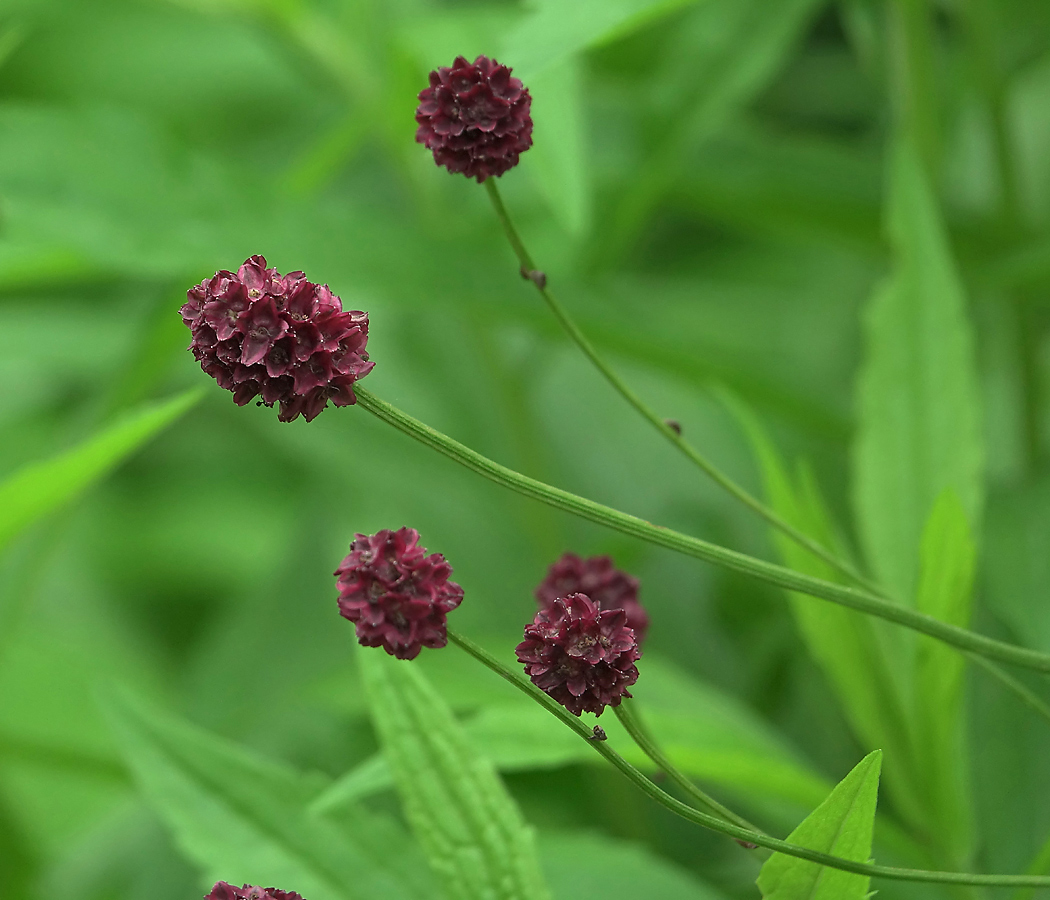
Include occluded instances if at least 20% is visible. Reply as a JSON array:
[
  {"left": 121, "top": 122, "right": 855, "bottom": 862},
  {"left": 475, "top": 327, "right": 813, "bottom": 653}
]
[
  {"left": 724, "top": 391, "right": 921, "bottom": 828},
  {"left": 601, "top": 0, "right": 827, "bottom": 259},
  {"left": 100, "top": 686, "right": 429, "bottom": 900},
  {"left": 359, "top": 650, "right": 552, "bottom": 900},
  {"left": 504, "top": 0, "right": 701, "bottom": 81},
  {"left": 0, "top": 390, "right": 200, "bottom": 554},
  {"left": 315, "top": 651, "right": 831, "bottom": 820},
  {"left": 539, "top": 829, "right": 732, "bottom": 899},
  {"left": 523, "top": 56, "right": 590, "bottom": 235},
  {"left": 756, "top": 750, "right": 882, "bottom": 900},
  {"left": 853, "top": 139, "right": 984, "bottom": 602},
  {"left": 912, "top": 489, "right": 976, "bottom": 856},
  {"left": 985, "top": 476, "right": 1050, "bottom": 652}
]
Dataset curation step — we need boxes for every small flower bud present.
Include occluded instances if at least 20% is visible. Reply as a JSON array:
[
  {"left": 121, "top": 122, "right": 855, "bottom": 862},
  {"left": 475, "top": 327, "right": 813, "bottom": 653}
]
[
  {"left": 180, "top": 256, "right": 374, "bottom": 422},
  {"left": 335, "top": 528, "right": 464, "bottom": 660},
  {"left": 536, "top": 553, "right": 650, "bottom": 644},
  {"left": 516, "top": 593, "right": 641, "bottom": 717},
  {"left": 205, "top": 884, "right": 305, "bottom": 900},
  {"left": 415, "top": 55, "right": 533, "bottom": 182}
]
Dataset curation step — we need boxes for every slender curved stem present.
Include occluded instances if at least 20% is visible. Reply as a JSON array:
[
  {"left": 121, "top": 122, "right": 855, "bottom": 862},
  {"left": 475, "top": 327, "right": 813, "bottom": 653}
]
[
  {"left": 1012, "top": 830, "right": 1050, "bottom": 900},
  {"left": 967, "top": 653, "right": 1050, "bottom": 727},
  {"left": 613, "top": 701, "right": 761, "bottom": 835},
  {"left": 355, "top": 386, "right": 1050, "bottom": 674},
  {"left": 447, "top": 629, "right": 1050, "bottom": 889},
  {"left": 484, "top": 179, "right": 880, "bottom": 595}
]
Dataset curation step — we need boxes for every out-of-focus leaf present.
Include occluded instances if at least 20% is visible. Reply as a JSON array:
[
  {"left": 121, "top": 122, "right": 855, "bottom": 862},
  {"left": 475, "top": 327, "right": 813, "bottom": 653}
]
[
  {"left": 504, "top": 0, "right": 701, "bottom": 80},
  {"left": 985, "top": 477, "right": 1050, "bottom": 652},
  {"left": 101, "top": 687, "right": 429, "bottom": 900},
  {"left": 0, "top": 20, "right": 27, "bottom": 71},
  {"left": 0, "top": 390, "right": 200, "bottom": 554},
  {"left": 912, "top": 490, "right": 975, "bottom": 857},
  {"left": 604, "top": 0, "right": 826, "bottom": 257},
  {"left": 539, "top": 829, "right": 732, "bottom": 899},
  {"left": 756, "top": 750, "right": 881, "bottom": 899},
  {"left": 853, "top": 139, "right": 984, "bottom": 602},
  {"left": 724, "top": 392, "right": 921, "bottom": 828},
  {"left": 359, "top": 650, "right": 551, "bottom": 900},
  {"left": 1011, "top": 55, "right": 1050, "bottom": 225},
  {"left": 317, "top": 651, "right": 831, "bottom": 817},
  {"left": 524, "top": 56, "right": 590, "bottom": 235}
]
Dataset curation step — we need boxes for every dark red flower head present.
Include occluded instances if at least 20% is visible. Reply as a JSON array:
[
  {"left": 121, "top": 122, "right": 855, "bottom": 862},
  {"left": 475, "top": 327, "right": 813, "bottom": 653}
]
[
  {"left": 335, "top": 528, "right": 464, "bottom": 660},
  {"left": 536, "top": 553, "right": 649, "bottom": 644},
  {"left": 516, "top": 593, "right": 640, "bottom": 717},
  {"left": 415, "top": 55, "right": 533, "bottom": 182},
  {"left": 180, "top": 256, "right": 374, "bottom": 423},
  {"left": 205, "top": 883, "right": 305, "bottom": 900}
]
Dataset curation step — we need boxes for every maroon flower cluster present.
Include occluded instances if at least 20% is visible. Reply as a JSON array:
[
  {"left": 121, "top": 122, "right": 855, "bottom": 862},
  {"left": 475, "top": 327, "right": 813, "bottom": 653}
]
[
  {"left": 415, "top": 55, "right": 533, "bottom": 182},
  {"left": 536, "top": 553, "right": 650, "bottom": 644},
  {"left": 206, "top": 884, "right": 304, "bottom": 900},
  {"left": 335, "top": 528, "right": 464, "bottom": 660},
  {"left": 516, "top": 593, "right": 640, "bottom": 717},
  {"left": 180, "top": 255, "right": 374, "bottom": 423}
]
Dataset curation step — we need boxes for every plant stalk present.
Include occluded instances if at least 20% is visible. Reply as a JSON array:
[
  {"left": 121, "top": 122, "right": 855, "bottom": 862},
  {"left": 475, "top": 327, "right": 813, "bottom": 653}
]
[
  {"left": 483, "top": 179, "right": 882, "bottom": 595},
  {"left": 447, "top": 629, "right": 1050, "bottom": 889},
  {"left": 356, "top": 386, "right": 1050, "bottom": 674},
  {"left": 613, "top": 700, "right": 762, "bottom": 836}
]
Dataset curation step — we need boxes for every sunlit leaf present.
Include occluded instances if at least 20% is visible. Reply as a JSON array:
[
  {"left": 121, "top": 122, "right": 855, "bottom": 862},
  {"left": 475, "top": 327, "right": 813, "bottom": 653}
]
[{"left": 756, "top": 750, "right": 881, "bottom": 899}]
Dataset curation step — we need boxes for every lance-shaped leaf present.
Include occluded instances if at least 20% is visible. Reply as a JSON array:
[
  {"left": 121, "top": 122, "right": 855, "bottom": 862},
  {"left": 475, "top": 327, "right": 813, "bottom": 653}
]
[
  {"left": 101, "top": 686, "right": 429, "bottom": 900},
  {"left": 853, "top": 139, "right": 984, "bottom": 602},
  {"left": 725, "top": 392, "right": 922, "bottom": 829},
  {"left": 314, "top": 652, "right": 832, "bottom": 821},
  {"left": 912, "top": 489, "right": 976, "bottom": 858},
  {"left": 757, "top": 750, "right": 882, "bottom": 899},
  {"left": 359, "top": 649, "right": 551, "bottom": 900},
  {"left": 0, "top": 389, "right": 200, "bottom": 554},
  {"left": 504, "top": 0, "right": 701, "bottom": 81}
]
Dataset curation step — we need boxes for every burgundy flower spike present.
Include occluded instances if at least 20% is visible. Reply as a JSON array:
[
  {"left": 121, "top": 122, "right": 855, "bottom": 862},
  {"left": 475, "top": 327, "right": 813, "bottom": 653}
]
[
  {"left": 516, "top": 593, "right": 640, "bottom": 717},
  {"left": 335, "top": 528, "right": 464, "bottom": 660},
  {"left": 180, "top": 255, "right": 374, "bottom": 422},
  {"left": 205, "top": 883, "right": 304, "bottom": 900},
  {"left": 415, "top": 55, "right": 533, "bottom": 182},
  {"left": 536, "top": 553, "right": 650, "bottom": 644}
]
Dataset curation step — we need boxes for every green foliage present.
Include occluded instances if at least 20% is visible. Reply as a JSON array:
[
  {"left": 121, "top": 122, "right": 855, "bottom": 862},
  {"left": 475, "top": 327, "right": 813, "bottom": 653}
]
[
  {"left": 359, "top": 649, "right": 551, "bottom": 900},
  {"left": 102, "top": 686, "right": 432, "bottom": 899},
  {"left": 853, "top": 140, "right": 985, "bottom": 603},
  {"left": 0, "top": 390, "right": 199, "bottom": 553},
  {"left": 912, "top": 490, "right": 976, "bottom": 858},
  {"left": 539, "top": 829, "right": 732, "bottom": 900},
  {"left": 317, "top": 650, "right": 832, "bottom": 819},
  {"left": 2, "top": 0, "right": 1050, "bottom": 897},
  {"left": 727, "top": 394, "right": 920, "bottom": 829},
  {"left": 757, "top": 750, "right": 882, "bottom": 899},
  {"left": 505, "top": 0, "right": 702, "bottom": 79}
]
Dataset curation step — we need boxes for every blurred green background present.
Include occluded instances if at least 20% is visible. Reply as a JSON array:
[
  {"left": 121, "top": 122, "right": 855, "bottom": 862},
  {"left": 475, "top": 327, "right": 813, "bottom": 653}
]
[{"left": 2, "top": 0, "right": 1050, "bottom": 898}]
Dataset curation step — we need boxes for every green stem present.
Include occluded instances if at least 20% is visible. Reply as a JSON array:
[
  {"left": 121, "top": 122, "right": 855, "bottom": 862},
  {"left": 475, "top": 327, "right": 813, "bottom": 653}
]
[
  {"left": 967, "top": 653, "right": 1050, "bottom": 727},
  {"left": 1012, "top": 831, "right": 1050, "bottom": 900},
  {"left": 613, "top": 701, "right": 761, "bottom": 835},
  {"left": 446, "top": 629, "right": 1050, "bottom": 889},
  {"left": 483, "top": 179, "right": 881, "bottom": 595},
  {"left": 355, "top": 386, "right": 1050, "bottom": 674}
]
